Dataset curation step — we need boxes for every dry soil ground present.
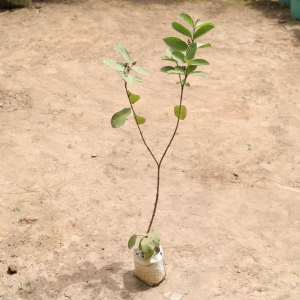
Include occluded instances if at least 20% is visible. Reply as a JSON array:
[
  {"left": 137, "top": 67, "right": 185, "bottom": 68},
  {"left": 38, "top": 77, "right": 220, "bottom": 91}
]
[{"left": 1, "top": 0, "right": 300, "bottom": 299}]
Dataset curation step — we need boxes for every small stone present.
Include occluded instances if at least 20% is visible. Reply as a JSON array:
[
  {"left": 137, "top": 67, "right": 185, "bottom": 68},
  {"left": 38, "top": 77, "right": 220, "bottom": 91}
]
[
  {"left": 91, "top": 154, "right": 98, "bottom": 158},
  {"left": 0, "top": 102, "right": 3, "bottom": 107},
  {"left": 8, "top": 265, "right": 17, "bottom": 274}
]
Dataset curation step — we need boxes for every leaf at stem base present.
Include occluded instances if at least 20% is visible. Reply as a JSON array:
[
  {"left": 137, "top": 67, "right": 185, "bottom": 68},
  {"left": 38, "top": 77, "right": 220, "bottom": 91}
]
[{"left": 128, "top": 234, "right": 137, "bottom": 249}]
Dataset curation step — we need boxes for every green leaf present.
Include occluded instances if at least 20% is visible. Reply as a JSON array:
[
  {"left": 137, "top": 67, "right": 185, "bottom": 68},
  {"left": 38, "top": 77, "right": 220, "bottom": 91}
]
[
  {"left": 144, "top": 249, "right": 154, "bottom": 260},
  {"left": 175, "top": 66, "right": 185, "bottom": 74},
  {"left": 134, "top": 114, "right": 146, "bottom": 125},
  {"left": 128, "top": 234, "right": 137, "bottom": 249},
  {"left": 127, "top": 91, "right": 140, "bottom": 104},
  {"left": 163, "top": 37, "right": 188, "bottom": 52},
  {"left": 131, "top": 66, "right": 150, "bottom": 76},
  {"left": 161, "top": 56, "right": 177, "bottom": 62},
  {"left": 111, "top": 108, "right": 131, "bottom": 128},
  {"left": 102, "top": 59, "right": 125, "bottom": 72},
  {"left": 135, "top": 76, "right": 143, "bottom": 83},
  {"left": 167, "top": 70, "right": 184, "bottom": 75},
  {"left": 186, "top": 65, "right": 197, "bottom": 74},
  {"left": 193, "top": 22, "right": 215, "bottom": 40},
  {"left": 171, "top": 51, "right": 186, "bottom": 63},
  {"left": 189, "top": 71, "right": 208, "bottom": 77},
  {"left": 117, "top": 72, "right": 137, "bottom": 86},
  {"left": 178, "top": 13, "right": 194, "bottom": 28},
  {"left": 197, "top": 43, "right": 212, "bottom": 49},
  {"left": 174, "top": 105, "right": 187, "bottom": 120},
  {"left": 140, "top": 237, "right": 155, "bottom": 253},
  {"left": 186, "top": 42, "right": 197, "bottom": 60},
  {"left": 172, "top": 22, "right": 192, "bottom": 38},
  {"left": 114, "top": 43, "right": 130, "bottom": 63},
  {"left": 160, "top": 66, "right": 175, "bottom": 73},
  {"left": 191, "top": 59, "right": 209, "bottom": 66},
  {"left": 147, "top": 232, "right": 160, "bottom": 243},
  {"left": 184, "top": 82, "right": 190, "bottom": 87},
  {"left": 167, "top": 66, "right": 185, "bottom": 75}
]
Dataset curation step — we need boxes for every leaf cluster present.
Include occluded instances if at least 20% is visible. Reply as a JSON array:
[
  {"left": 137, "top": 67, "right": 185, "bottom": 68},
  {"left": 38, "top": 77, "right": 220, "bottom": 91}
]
[{"left": 128, "top": 232, "right": 160, "bottom": 260}]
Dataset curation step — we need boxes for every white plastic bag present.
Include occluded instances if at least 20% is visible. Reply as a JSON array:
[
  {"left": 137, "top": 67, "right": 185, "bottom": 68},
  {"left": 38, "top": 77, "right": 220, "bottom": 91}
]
[{"left": 133, "top": 245, "right": 166, "bottom": 285}]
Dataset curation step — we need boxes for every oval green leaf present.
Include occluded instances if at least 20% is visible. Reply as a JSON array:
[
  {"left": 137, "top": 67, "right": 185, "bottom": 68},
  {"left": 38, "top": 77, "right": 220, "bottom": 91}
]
[
  {"left": 192, "top": 59, "right": 209, "bottom": 66},
  {"left": 102, "top": 59, "right": 125, "bottom": 72},
  {"left": 186, "top": 42, "right": 197, "bottom": 60},
  {"left": 190, "top": 71, "right": 208, "bottom": 77},
  {"left": 114, "top": 43, "right": 130, "bottom": 63},
  {"left": 111, "top": 108, "right": 131, "bottom": 128},
  {"left": 193, "top": 22, "right": 215, "bottom": 40},
  {"left": 135, "top": 76, "right": 143, "bottom": 83},
  {"left": 172, "top": 22, "right": 192, "bottom": 38},
  {"left": 160, "top": 66, "right": 175, "bottom": 73},
  {"left": 174, "top": 105, "right": 187, "bottom": 120},
  {"left": 178, "top": 13, "right": 194, "bottom": 28},
  {"left": 163, "top": 37, "right": 188, "bottom": 52},
  {"left": 131, "top": 66, "right": 150, "bottom": 76},
  {"left": 140, "top": 237, "right": 155, "bottom": 253},
  {"left": 147, "top": 232, "right": 160, "bottom": 243},
  {"left": 134, "top": 114, "right": 146, "bottom": 125},
  {"left": 128, "top": 234, "right": 137, "bottom": 249},
  {"left": 186, "top": 65, "right": 197, "bottom": 74},
  {"left": 171, "top": 51, "right": 186, "bottom": 63},
  {"left": 167, "top": 70, "right": 184, "bottom": 75},
  {"left": 127, "top": 91, "right": 140, "bottom": 104}
]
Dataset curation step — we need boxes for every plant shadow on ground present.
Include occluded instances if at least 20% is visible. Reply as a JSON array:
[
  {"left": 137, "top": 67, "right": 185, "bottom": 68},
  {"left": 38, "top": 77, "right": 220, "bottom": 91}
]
[
  {"left": 33, "top": 261, "right": 152, "bottom": 299},
  {"left": 243, "top": 0, "right": 300, "bottom": 44}
]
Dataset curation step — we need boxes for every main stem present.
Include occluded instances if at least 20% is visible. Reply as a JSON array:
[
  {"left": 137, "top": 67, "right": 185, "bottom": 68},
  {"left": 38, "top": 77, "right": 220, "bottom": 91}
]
[
  {"left": 146, "top": 82, "right": 185, "bottom": 234},
  {"left": 124, "top": 78, "right": 186, "bottom": 235}
]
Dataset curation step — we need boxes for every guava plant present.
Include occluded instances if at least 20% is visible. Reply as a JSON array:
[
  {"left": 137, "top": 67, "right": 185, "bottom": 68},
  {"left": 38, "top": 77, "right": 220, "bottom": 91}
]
[{"left": 103, "top": 13, "right": 214, "bottom": 260}]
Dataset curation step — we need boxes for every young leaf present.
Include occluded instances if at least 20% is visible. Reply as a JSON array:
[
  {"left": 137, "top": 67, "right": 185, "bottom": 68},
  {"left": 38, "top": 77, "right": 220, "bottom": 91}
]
[
  {"left": 131, "top": 66, "right": 150, "bottom": 76},
  {"left": 111, "top": 108, "right": 131, "bottom": 128},
  {"left": 161, "top": 56, "right": 177, "bottom": 62},
  {"left": 160, "top": 66, "right": 175, "bottom": 73},
  {"left": 192, "top": 59, "right": 209, "bottom": 66},
  {"left": 166, "top": 48, "right": 176, "bottom": 58},
  {"left": 147, "top": 232, "right": 160, "bottom": 243},
  {"left": 174, "top": 105, "right": 187, "bottom": 120},
  {"left": 184, "top": 82, "right": 190, "bottom": 87},
  {"left": 172, "top": 22, "right": 192, "bottom": 38},
  {"left": 128, "top": 234, "right": 137, "bottom": 249},
  {"left": 186, "top": 65, "right": 197, "bottom": 74},
  {"left": 171, "top": 51, "right": 186, "bottom": 63},
  {"left": 178, "top": 13, "right": 194, "bottom": 28},
  {"left": 102, "top": 60, "right": 125, "bottom": 72},
  {"left": 193, "top": 22, "right": 215, "bottom": 40},
  {"left": 134, "top": 114, "right": 146, "bottom": 125},
  {"left": 127, "top": 91, "right": 140, "bottom": 104},
  {"left": 114, "top": 43, "right": 130, "bottom": 63},
  {"left": 189, "top": 71, "right": 208, "bottom": 77},
  {"left": 163, "top": 37, "right": 188, "bottom": 52},
  {"left": 186, "top": 42, "right": 197, "bottom": 60}
]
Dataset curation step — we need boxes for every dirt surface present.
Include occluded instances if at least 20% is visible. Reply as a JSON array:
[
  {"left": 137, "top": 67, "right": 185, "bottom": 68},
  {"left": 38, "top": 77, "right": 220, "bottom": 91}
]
[{"left": 1, "top": 0, "right": 300, "bottom": 299}]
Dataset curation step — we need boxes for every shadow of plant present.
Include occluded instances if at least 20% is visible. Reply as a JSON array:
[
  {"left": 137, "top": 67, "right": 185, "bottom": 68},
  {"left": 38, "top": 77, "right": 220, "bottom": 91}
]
[{"left": 34, "top": 261, "right": 152, "bottom": 299}]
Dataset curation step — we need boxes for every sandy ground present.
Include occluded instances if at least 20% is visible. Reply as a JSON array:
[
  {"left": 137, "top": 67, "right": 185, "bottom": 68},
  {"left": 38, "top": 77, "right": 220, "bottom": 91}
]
[{"left": 1, "top": 0, "right": 300, "bottom": 299}]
